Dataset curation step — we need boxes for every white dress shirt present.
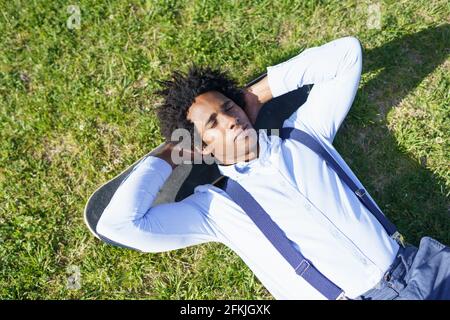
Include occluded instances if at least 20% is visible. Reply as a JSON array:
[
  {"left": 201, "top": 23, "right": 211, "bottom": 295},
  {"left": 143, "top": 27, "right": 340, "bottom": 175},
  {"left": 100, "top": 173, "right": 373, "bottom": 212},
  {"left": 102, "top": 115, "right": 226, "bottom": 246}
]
[{"left": 97, "top": 36, "right": 400, "bottom": 299}]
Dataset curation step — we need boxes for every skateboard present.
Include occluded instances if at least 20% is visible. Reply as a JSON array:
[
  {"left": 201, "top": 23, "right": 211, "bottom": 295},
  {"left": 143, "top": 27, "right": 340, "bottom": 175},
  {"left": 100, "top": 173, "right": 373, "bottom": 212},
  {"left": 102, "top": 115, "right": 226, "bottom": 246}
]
[{"left": 84, "top": 73, "right": 312, "bottom": 244}]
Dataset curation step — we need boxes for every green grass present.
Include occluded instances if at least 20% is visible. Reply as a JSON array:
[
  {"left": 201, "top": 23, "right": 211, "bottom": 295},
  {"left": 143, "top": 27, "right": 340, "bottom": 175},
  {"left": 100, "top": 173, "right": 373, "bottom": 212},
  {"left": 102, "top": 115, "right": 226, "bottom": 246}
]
[{"left": 0, "top": 0, "right": 449, "bottom": 299}]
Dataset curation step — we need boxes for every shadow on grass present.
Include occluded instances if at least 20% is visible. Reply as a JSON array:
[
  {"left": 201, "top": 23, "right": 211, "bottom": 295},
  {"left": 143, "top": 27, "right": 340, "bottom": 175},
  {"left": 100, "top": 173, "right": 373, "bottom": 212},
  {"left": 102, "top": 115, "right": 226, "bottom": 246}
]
[{"left": 333, "top": 24, "right": 450, "bottom": 245}]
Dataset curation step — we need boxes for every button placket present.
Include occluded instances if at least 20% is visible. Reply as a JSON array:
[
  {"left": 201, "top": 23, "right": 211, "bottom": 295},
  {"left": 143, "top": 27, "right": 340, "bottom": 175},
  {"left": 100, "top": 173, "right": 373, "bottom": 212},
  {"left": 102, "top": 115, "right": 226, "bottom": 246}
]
[
  {"left": 281, "top": 172, "right": 381, "bottom": 272},
  {"left": 331, "top": 229, "right": 340, "bottom": 239}
]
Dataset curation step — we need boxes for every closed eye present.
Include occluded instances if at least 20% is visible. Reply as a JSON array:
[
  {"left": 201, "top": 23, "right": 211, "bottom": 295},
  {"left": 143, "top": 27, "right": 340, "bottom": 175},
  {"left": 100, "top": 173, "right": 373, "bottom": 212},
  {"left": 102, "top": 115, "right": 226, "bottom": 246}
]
[
  {"left": 222, "top": 100, "right": 233, "bottom": 112},
  {"left": 206, "top": 101, "right": 234, "bottom": 129}
]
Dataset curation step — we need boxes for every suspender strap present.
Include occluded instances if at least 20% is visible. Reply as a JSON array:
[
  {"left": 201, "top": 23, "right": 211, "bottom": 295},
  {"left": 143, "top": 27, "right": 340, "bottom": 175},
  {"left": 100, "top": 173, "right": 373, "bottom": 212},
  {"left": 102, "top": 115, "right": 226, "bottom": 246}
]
[
  {"left": 279, "top": 127, "right": 398, "bottom": 237},
  {"left": 224, "top": 178, "right": 345, "bottom": 300},
  {"left": 222, "top": 126, "right": 402, "bottom": 299}
]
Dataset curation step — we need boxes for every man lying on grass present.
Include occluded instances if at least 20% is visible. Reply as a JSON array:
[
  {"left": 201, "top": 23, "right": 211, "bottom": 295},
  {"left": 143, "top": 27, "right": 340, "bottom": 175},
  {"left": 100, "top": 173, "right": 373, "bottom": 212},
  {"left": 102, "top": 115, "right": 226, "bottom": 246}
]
[{"left": 96, "top": 36, "right": 450, "bottom": 300}]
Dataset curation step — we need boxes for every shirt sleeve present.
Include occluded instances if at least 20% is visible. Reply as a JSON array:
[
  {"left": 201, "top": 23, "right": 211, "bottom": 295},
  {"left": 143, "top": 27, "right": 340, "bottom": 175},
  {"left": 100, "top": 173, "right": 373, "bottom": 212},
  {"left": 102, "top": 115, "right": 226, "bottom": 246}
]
[
  {"left": 266, "top": 36, "right": 362, "bottom": 143},
  {"left": 96, "top": 156, "right": 220, "bottom": 253}
]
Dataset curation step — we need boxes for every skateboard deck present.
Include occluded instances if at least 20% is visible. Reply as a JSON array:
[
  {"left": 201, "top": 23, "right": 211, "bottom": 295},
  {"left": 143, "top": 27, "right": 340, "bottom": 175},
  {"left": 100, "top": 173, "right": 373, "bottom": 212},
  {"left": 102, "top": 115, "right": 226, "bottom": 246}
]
[{"left": 84, "top": 73, "right": 312, "bottom": 242}]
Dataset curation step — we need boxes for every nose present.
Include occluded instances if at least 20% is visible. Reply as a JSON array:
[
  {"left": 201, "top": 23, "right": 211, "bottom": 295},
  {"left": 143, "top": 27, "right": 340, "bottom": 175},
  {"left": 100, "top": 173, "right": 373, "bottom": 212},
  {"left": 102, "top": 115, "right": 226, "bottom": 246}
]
[{"left": 228, "top": 116, "right": 240, "bottom": 130}]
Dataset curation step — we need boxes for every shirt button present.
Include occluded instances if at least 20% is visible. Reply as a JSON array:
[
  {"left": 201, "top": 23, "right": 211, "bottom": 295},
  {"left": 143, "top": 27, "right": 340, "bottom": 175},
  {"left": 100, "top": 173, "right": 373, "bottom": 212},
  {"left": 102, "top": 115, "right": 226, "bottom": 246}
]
[
  {"left": 304, "top": 203, "right": 311, "bottom": 211},
  {"left": 330, "top": 229, "right": 339, "bottom": 237},
  {"left": 361, "top": 258, "right": 370, "bottom": 266}
]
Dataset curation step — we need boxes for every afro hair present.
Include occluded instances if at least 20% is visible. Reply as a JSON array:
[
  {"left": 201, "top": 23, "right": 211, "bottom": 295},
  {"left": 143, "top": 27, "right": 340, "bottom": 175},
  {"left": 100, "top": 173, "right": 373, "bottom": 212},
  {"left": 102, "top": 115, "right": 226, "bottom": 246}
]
[{"left": 155, "top": 64, "right": 245, "bottom": 149}]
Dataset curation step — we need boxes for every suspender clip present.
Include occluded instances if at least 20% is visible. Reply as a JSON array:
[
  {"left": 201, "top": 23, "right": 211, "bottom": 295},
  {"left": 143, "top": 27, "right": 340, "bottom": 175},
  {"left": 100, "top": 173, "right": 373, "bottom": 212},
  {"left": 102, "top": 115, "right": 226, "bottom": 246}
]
[
  {"left": 392, "top": 231, "right": 406, "bottom": 248},
  {"left": 336, "top": 292, "right": 349, "bottom": 300},
  {"left": 294, "top": 259, "right": 311, "bottom": 276},
  {"left": 355, "top": 189, "right": 366, "bottom": 198}
]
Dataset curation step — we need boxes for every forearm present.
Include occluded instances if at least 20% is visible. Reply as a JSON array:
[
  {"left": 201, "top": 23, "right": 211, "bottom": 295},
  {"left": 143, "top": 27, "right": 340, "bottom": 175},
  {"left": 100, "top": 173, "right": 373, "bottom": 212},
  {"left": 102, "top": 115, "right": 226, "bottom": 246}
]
[
  {"left": 266, "top": 36, "right": 362, "bottom": 98},
  {"left": 95, "top": 154, "right": 218, "bottom": 253},
  {"left": 279, "top": 36, "right": 362, "bottom": 143},
  {"left": 242, "top": 76, "right": 273, "bottom": 124},
  {"left": 97, "top": 156, "right": 172, "bottom": 228}
]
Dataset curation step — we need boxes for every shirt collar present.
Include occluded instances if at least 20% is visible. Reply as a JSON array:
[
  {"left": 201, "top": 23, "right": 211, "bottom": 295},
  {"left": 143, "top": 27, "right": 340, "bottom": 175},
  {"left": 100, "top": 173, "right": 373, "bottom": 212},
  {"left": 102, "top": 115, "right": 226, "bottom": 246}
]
[{"left": 217, "top": 129, "right": 281, "bottom": 180}]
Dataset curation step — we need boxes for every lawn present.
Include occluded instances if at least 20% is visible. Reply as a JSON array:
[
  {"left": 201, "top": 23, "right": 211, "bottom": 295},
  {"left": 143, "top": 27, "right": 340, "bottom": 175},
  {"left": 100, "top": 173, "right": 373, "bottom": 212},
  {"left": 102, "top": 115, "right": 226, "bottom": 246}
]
[{"left": 0, "top": 0, "right": 449, "bottom": 299}]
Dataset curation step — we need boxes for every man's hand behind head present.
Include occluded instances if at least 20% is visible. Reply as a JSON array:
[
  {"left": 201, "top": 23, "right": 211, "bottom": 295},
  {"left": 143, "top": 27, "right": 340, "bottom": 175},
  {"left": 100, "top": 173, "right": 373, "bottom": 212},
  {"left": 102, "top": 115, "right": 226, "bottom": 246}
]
[{"left": 242, "top": 76, "right": 272, "bottom": 125}]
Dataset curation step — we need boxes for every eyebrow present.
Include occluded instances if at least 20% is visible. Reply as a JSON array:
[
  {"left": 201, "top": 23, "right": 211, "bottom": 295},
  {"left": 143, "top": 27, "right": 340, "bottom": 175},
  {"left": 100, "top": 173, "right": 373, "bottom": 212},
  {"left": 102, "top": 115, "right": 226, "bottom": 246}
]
[{"left": 205, "top": 100, "right": 232, "bottom": 129}]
